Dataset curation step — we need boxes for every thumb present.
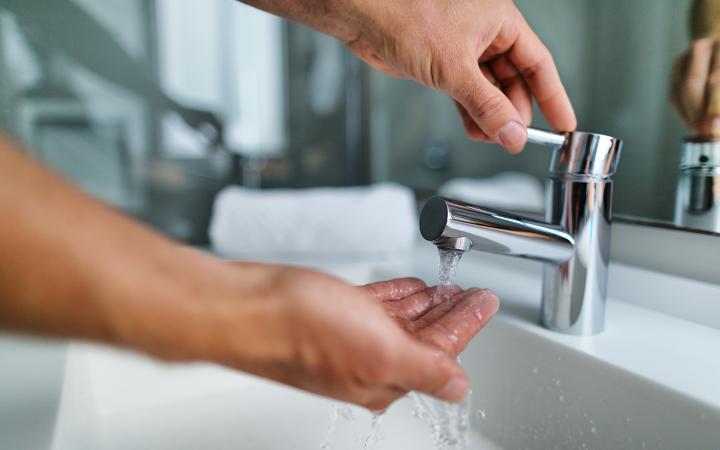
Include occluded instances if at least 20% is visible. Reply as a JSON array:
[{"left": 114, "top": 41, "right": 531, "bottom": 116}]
[
  {"left": 394, "top": 342, "right": 469, "bottom": 402},
  {"left": 451, "top": 61, "right": 527, "bottom": 153}
]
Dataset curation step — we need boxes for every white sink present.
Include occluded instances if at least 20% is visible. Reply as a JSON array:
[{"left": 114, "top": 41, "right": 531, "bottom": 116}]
[
  {"left": 42, "top": 314, "right": 719, "bottom": 450},
  {"left": 2, "top": 247, "right": 719, "bottom": 449},
  {"left": 466, "top": 315, "right": 720, "bottom": 449}
]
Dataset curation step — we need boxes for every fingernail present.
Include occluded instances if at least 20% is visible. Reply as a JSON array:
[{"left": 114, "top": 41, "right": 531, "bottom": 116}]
[
  {"left": 435, "top": 376, "right": 468, "bottom": 402},
  {"left": 498, "top": 121, "right": 527, "bottom": 151}
]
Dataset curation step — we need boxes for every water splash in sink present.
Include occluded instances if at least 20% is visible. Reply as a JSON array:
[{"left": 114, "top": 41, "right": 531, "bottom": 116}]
[
  {"left": 362, "top": 412, "right": 385, "bottom": 450},
  {"left": 320, "top": 403, "right": 355, "bottom": 450},
  {"left": 320, "top": 247, "right": 471, "bottom": 450},
  {"left": 408, "top": 248, "right": 471, "bottom": 450},
  {"left": 433, "top": 248, "right": 464, "bottom": 305}
]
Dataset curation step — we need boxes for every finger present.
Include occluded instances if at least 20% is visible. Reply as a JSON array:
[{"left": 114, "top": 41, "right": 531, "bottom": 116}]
[
  {"left": 383, "top": 289, "right": 433, "bottom": 322},
  {"left": 480, "top": 63, "right": 500, "bottom": 87},
  {"left": 704, "top": 40, "right": 720, "bottom": 136},
  {"left": 363, "top": 278, "right": 427, "bottom": 302},
  {"left": 417, "top": 289, "right": 499, "bottom": 356},
  {"left": 682, "top": 38, "right": 713, "bottom": 128},
  {"left": 490, "top": 56, "right": 533, "bottom": 126},
  {"left": 507, "top": 23, "right": 576, "bottom": 132},
  {"left": 448, "top": 59, "right": 528, "bottom": 153},
  {"left": 393, "top": 343, "right": 468, "bottom": 402},
  {"left": 454, "top": 101, "right": 492, "bottom": 142},
  {"left": 462, "top": 64, "right": 500, "bottom": 144},
  {"left": 670, "top": 53, "right": 692, "bottom": 126},
  {"left": 412, "top": 287, "right": 471, "bottom": 330},
  {"left": 384, "top": 285, "right": 463, "bottom": 322}
]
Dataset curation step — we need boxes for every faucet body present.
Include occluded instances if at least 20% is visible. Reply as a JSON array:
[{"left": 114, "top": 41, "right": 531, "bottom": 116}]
[{"left": 420, "top": 129, "right": 622, "bottom": 335}]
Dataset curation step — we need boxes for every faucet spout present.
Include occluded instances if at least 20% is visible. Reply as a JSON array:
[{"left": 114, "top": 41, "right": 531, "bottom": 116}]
[
  {"left": 420, "top": 197, "right": 574, "bottom": 264},
  {"left": 419, "top": 127, "right": 622, "bottom": 336}
]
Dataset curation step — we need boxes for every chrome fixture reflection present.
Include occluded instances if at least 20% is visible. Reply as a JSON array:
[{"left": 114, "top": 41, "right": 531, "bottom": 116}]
[
  {"left": 420, "top": 127, "right": 623, "bottom": 335},
  {"left": 674, "top": 139, "right": 720, "bottom": 233}
]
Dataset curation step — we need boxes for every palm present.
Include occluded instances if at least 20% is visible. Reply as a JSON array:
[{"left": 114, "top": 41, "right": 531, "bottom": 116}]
[{"left": 363, "top": 278, "right": 498, "bottom": 357}]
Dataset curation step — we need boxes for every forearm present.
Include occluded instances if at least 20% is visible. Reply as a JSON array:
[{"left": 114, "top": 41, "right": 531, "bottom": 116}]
[
  {"left": 0, "top": 135, "right": 280, "bottom": 362},
  {"left": 238, "top": 0, "right": 363, "bottom": 42}
]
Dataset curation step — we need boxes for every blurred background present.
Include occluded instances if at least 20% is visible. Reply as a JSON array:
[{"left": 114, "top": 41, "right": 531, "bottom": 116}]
[{"left": 0, "top": 0, "right": 697, "bottom": 244}]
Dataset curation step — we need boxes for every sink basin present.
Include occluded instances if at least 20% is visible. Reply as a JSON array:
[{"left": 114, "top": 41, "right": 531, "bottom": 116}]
[
  {"left": 50, "top": 345, "right": 501, "bottom": 450},
  {"left": 44, "top": 311, "right": 719, "bottom": 450},
  {"left": 1, "top": 247, "right": 718, "bottom": 449},
  {"left": 467, "top": 316, "right": 720, "bottom": 449}
]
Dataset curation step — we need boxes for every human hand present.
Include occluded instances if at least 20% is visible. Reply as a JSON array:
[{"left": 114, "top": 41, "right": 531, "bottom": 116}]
[
  {"left": 241, "top": 0, "right": 575, "bottom": 152},
  {"left": 671, "top": 37, "right": 720, "bottom": 137},
  {"left": 201, "top": 266, "right": 498, "bottom": 411},
  {"left": 364, "top": 278, "right": 497, "bottom": 357},
  {"left": 0, "top": 136, "right": 497, "bottom": 412},
  {"left": 341, "top": 0, "right": 576, "bottom": 151}
]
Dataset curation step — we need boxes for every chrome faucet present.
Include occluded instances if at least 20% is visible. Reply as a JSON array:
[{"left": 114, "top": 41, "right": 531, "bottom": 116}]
[{"left": 419, "top": 128, "right": 622, "bottom": 335}]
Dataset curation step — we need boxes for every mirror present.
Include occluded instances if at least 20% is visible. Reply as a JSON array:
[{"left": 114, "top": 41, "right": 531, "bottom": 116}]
[
  {"left": 0, "top": 0, "right": 357, "bottom": 243},
  {"left": 370, "top": 0, "right": 720, "bottom": 235},
  {"left": 2, "top": 0, "right": 720, "bottom": 238}
]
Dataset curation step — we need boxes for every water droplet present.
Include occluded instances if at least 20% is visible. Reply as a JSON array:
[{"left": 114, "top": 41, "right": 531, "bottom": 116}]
[
  {"left": 362, "top": 411, "right": 385, "bottom": 450},
  {"left": 531, "top": 366, "right": 539, "bottom": 374},
  {"left": 338, "top": 405, "right": 355, "bottom": 423},
  {"left": 476, "top": 409, "right": 487, "bottom": 420},
  {"left": 590, "top": 426, "right": 597, "bottom": 434},
  {"left": 553, "top": 378, "right": 561, "bottom": 387},
  {"left": 320, "top": 403, "right": 342, "bottom": 450},
  {"left": 626, "top": 416, "right": 631, "bottom": 423},
  {"left": 558, "top": 395, "right": 565, "bottom": 402}
]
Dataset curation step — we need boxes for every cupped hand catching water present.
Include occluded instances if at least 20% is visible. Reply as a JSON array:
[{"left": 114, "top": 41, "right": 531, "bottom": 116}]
[{"left": 195, "top": 265, "right": 499, "bottom": 411}]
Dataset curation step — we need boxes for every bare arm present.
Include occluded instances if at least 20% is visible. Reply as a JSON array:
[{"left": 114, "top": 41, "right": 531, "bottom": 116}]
[
  {"left": 0, "top": 134, "right": 235, "bottom": 353},
  {"left": 241, "top": 0, "right": 577, "bottom": 152},
  {"left": 0, "top": 136, "right": 498, "bottom": 409}
]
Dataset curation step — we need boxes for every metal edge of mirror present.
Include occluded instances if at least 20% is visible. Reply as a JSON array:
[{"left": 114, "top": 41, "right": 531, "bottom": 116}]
[{"left": 611, "top": 217, "right": 720, "bottom": 286}]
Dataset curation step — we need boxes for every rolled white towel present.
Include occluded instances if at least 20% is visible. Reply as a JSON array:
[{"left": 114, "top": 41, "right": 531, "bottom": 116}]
[
  {"left": 438, "top": 172, "right": 545, "bottom": 213},
  {"left": 209, "top": 183, "right": 418, "bottom": 259}
]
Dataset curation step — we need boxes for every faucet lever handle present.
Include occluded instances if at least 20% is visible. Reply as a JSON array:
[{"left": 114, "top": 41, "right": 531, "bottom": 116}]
[{"left": 527, "top": 127, "right": 567, "bottom": 148}]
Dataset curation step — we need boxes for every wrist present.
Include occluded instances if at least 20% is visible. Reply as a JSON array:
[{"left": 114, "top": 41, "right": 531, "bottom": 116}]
[{"left": 99, "top": 247, "right": 293, "bottom": 369}]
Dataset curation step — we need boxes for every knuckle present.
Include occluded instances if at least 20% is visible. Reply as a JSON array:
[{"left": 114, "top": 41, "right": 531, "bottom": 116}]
[
  {"left": 681, "top": 83, "right": 703, "bottom": 101},
  {"left": 520, "top": 49, "right": 551, "bottom": 80},
  {"left": 708, "top": 72, "right": 720, "bottom": 86},
  {"left": 433, "top": 53, "right": 463, "bottom": 91},
  {"left": 467, "top": 94, "right": 507, "bottom": 121}
]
